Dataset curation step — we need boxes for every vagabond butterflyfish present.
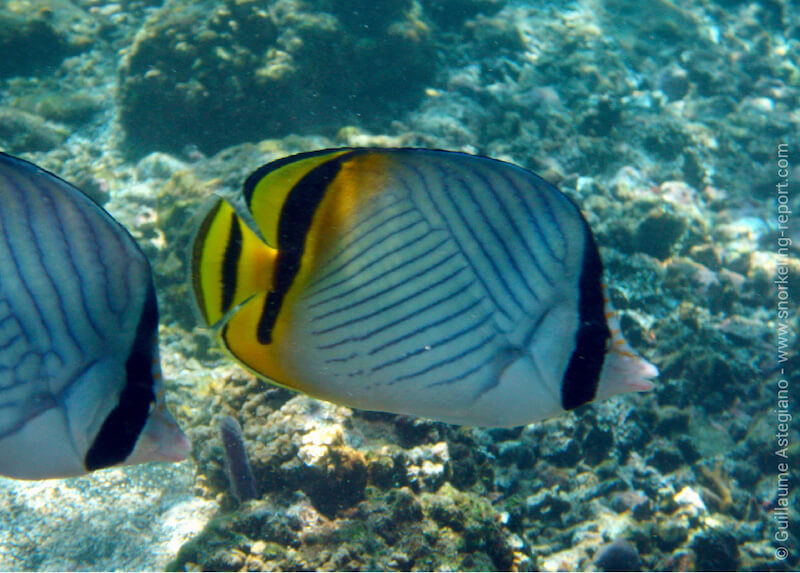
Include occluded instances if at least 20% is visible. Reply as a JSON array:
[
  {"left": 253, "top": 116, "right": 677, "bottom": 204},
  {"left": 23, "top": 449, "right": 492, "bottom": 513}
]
[
  {"left": 0, "top": 152, "right": 190, "bottom": 480},
  {"left": 191, "top": 148, "right": 658, "bottom": 427}
]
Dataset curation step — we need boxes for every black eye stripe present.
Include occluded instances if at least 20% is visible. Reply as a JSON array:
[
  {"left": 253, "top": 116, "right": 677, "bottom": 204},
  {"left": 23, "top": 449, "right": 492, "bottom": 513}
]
[
  {"left": 255, "top": 151, "right": 360, "bottom": 345},
  {"left": 220, "top": 213, "right": 243, "bottom": 315}
]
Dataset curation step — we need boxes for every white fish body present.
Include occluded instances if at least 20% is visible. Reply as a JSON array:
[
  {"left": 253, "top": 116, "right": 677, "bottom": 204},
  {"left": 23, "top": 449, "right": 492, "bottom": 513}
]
[
  {"left": 192, "top": 148, "right": 657, "bottom": 427},
  {"left": 0, "top": 152, "right": 189, "bottom": 479}
]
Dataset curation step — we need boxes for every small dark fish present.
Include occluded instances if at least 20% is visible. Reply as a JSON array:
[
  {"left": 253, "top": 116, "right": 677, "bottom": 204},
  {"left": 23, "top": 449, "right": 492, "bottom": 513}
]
[
  {"left": 219, "top": 415, "right": 257, "bottom": 502},
  {"left": 595, "top": 539, "right": 641, "bottom": 572}
]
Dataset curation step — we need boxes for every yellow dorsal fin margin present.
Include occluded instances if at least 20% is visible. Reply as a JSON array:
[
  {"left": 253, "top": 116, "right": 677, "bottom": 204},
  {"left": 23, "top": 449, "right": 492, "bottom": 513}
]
[{"left": 245, "top": 149, "right": 353, "bottom": 248}]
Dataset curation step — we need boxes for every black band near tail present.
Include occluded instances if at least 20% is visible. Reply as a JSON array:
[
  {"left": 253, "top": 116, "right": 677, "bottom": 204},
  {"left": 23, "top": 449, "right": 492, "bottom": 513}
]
[
  {"left": 256, "top": 150, "right": 360, "bottom": 344},
  {"left": 85, "top": 281, "right": 158, "bottom": 471},
  {"left": 561, "top": 220, "right": 610, "bottom": 410}
]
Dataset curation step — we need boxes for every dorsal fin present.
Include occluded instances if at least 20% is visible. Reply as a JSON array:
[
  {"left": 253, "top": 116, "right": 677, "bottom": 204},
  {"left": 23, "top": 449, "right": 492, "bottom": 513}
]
[{"left": 244, "top": 149, "right": 354, "bottom": 248}]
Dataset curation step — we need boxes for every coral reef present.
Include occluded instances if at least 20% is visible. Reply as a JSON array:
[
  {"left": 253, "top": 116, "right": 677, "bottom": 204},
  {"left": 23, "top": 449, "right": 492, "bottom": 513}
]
[
  {"left": 170, "top": 397, "right": 519, "bottom": 571},
  {"left": 0, "top": 106, "right": 70, "bottom": 152},
  {"left": 0, "top": 0, "right": 798, "bottom": 569},
  {"left": 117, "top": 0, "right": 444, "bottom": 155},
  {"left": 0, "top": 0, "right": 97, "bottom": 78}
]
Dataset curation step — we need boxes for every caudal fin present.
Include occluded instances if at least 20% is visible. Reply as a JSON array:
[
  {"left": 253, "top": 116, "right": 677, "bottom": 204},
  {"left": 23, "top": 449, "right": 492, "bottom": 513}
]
[
  {"left": 596, "top": 302, "right": 658, "bottom": 401},
  {"left": 125, "top": 407, "right": 191, "bottom": 467}
]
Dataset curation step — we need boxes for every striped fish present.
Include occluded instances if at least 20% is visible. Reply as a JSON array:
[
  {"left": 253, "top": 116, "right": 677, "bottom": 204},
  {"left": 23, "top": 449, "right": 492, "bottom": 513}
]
[
  {"left": 0, "top": 152, "right": 189, "bottom": 480},
  {"left": 191, "top": 148, "right": 657, "bottom": 427}
]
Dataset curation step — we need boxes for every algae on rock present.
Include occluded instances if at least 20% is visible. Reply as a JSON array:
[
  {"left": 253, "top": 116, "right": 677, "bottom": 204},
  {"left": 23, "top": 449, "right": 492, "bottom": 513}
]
[{"left": 117, "top": 0, "right": 438, "bottom": 156}]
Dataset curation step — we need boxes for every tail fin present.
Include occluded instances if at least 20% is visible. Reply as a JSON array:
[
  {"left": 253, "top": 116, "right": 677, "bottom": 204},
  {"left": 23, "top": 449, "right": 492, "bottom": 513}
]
[
  {"left": 125, "top": 406, "right": 191, "bottom": 466},
  {"left": 596, "top": 301, "right": 658, "bottom": 401},
  {"left": 191, "top": 199, "right": 276, "bottom": 327}
]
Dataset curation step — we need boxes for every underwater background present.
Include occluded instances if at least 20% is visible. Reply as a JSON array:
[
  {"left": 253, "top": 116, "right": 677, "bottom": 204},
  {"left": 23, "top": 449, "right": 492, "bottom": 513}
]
[{"left": 0, "top": 0, "right": 798, "bottom": 570}]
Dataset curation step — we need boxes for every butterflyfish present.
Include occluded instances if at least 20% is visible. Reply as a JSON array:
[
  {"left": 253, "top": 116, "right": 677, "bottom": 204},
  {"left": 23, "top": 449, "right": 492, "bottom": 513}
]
[
  {"left": 0, "top": 152, "right": 190, "bottom": 479},
  {"left": 191, "top": 148, "right": 658, "bottom": 427}
]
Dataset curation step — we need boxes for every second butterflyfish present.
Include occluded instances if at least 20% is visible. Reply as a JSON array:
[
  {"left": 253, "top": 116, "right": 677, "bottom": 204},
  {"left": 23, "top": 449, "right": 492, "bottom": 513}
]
[
  {"left": 0, "top": 152, "right": 190, "bottom": 480},
  {"left": 191, "top": 148, "right": 658, "bottom": 427}
]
